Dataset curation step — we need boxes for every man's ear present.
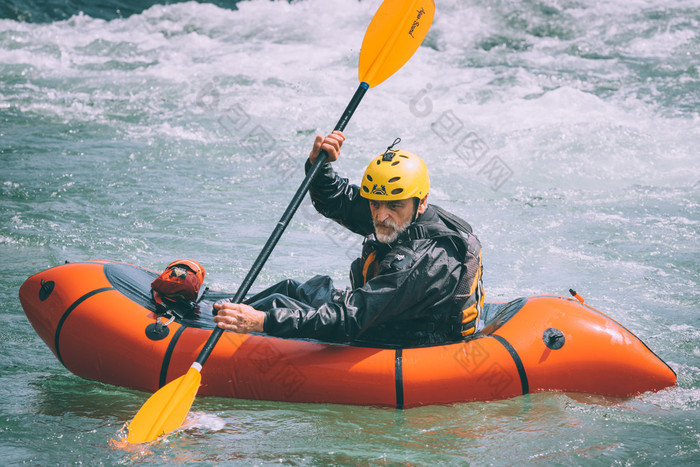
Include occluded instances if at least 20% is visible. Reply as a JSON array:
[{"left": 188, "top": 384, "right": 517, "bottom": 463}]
[{"left": 417, "top": 194, "right": 429, "bottom": 214}]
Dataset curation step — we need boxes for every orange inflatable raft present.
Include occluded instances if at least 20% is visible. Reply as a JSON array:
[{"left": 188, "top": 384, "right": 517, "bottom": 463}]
[{"left": 19, "top": 261, "right": 676, "bottom": 407}]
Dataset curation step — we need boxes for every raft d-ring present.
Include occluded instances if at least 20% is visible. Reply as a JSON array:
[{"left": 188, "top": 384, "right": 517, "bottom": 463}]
[
  {"left": 145, "top": 314, "right": 175, "bottom": 341},
  {"left": 160, "top": 314, "right": 176, "bottom": 327}
]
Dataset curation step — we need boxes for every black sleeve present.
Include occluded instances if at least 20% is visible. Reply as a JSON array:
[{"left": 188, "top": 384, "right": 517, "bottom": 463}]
[
  {"left": 263, "top": 238, "right": 462, "bottom": 342},
  {"left": 305, "top": 159, "right": 374, "bottom": 236}
]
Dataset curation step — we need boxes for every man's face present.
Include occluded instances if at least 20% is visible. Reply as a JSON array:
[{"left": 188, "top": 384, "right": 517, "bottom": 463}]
[{"left": 369, "top": 197, "right": 426, "bottom": 244}]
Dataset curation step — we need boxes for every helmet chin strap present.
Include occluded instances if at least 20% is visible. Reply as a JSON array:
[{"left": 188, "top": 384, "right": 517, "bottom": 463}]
[{"left": 412, "top": 197, "right": 420, "bottom": 222}]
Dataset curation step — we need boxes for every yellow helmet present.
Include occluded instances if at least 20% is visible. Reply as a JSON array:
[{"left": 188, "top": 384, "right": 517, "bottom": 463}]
[{"left": 360, "top": 146, "right": 430, "bottom": 201}]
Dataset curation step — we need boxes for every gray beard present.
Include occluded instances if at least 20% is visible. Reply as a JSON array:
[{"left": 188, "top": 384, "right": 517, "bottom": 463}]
[{"left": 374, "top": 217, "right": 412, "bottom": 244}]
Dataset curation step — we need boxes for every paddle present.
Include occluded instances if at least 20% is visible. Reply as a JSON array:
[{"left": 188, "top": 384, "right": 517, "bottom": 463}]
[{"left": 126, "top": 0, "right": 435, "bottom": 444}]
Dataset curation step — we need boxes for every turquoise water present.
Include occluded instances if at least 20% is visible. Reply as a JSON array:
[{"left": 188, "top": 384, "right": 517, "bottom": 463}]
[{"left": 1, "top": 0, "right": 699, "bottom": 464}]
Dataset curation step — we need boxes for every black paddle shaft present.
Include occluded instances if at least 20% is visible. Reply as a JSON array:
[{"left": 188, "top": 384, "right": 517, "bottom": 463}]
[{"left": 195, "top": 82, "right": 369, "bottom": 366}]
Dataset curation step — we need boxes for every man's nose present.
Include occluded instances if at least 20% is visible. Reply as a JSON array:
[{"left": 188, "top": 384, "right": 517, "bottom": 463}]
[{"left": 374, "top": 204, "right": 390, "bottom": 222}]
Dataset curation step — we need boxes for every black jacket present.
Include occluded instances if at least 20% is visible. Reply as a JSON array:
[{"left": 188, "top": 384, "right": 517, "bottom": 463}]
[{"left": 262, "top": 160, "right": 477, "bottom": 347}]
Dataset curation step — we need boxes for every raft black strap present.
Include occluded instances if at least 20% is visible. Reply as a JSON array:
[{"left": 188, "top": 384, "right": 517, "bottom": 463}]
[
  {"left": 491, "top": 334, "right": 529, "bottom": 395},
  {"left": 395, "top": 348, "right": 404, "bottom": 409},
  {"left": 159, "top": 324, "right": 187, "bottom": 388},
  {"left": 54, "top": 287, "right": 115, "bottom": 368}
]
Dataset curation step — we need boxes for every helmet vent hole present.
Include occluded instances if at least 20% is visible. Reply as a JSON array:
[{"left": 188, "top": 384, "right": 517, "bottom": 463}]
[
  {"left": 366, "top": 174, "right": 373, "bottom": 182},
  {"left": 391, "top": 161, "right": 400, "bottom": 166},
  {"left": 399, "top": 154, "right": 409, "bottom": 158},
  {"left": 391, "top": 188, "right": 403, "bottom": 195},
  {"left": 362, "top": 185, "right": 369, "bottom": 193},
  {"left": 388, "top": 177, "right": 401, "bottom": 183}
]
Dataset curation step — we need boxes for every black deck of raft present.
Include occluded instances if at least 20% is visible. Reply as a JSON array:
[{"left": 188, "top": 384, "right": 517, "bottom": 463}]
[{"left": 103, "top": 262, "right": 528, "bottom": 347}]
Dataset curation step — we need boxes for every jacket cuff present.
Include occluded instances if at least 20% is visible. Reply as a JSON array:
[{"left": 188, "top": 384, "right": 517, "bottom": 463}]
[
  {"left": 262, "top": 311, "right": 271, "bottom": 333},
  {"left": 305, "top": 157, "right": 334, "bottom": 174}
]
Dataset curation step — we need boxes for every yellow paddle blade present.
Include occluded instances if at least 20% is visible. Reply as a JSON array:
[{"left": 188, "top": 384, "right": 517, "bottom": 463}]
[
  {"left": 126, "top": 365, "right": 202, "bottom": 444},
  {"left": 359, "top": 0, "right": 435, "bottom": 88}
]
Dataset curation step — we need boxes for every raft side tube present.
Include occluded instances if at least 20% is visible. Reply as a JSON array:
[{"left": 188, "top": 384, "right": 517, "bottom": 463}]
[
  {"left": 166, "top": 331, "right": 399, "bottom": 406},
  {"left": 402, "top": 337, "right": 526, "bottom": 407},
  {"left": 496, "top": 296, "right": 677, "bottom": 397},
  {"left": 56, "top": 288, "right": 175, "bottom": 392},
  {"left": 19, "top": 261, "right": 677, "bottom": 406},
  {"left": 19, "top": 261, "right": 114, "bottom": 360}
]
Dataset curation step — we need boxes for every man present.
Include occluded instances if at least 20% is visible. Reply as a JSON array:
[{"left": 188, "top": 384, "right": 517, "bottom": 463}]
[{"left": 214, "top": 132, "right": 484, "bottom": 347}]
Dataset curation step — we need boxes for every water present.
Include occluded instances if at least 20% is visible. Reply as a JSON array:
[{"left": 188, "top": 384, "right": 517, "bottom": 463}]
[{"left": 1, "top": 0, "right": 698, "bottom": 463}]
